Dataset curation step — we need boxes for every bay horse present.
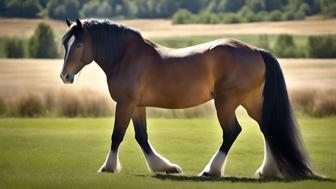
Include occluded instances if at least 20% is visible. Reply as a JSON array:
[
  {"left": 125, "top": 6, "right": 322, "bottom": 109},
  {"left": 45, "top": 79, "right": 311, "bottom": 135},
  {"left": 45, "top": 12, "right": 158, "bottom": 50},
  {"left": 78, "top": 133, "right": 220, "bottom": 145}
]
[{"left": 60, "top": 19, "right": 318, "bottom": 178}]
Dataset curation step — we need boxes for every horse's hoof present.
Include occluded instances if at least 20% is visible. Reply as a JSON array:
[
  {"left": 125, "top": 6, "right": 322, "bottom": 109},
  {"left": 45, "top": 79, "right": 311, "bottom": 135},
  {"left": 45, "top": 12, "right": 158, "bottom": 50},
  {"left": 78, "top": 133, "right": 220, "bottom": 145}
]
[
  {"left": 165, "top": 164, "right": 183, "bottom": 174},
  {"left": 255, "top": 169, "right": 282, "bottom": 179},
  {"left": 198, "top": 171, "right": 209, "bottom": 177},
  {"left": 97, "top": 165, "right": 121, "bottom": 173},
  {"left": 97, "top": 167, "right": 117, "bottom": 173},
  {"left": 97, "top": 166, "right": 111, "bottom": 173},
  {"left": 198, "top": 171, "right": 221, "bottom": 177}
]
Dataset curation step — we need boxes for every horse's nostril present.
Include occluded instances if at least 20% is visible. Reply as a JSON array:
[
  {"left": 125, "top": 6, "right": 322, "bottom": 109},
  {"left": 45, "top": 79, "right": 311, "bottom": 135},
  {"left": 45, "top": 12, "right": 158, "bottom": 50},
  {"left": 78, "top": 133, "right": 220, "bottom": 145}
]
[{"left": 65, "top": 74, "right": 70, "bottom": 80}]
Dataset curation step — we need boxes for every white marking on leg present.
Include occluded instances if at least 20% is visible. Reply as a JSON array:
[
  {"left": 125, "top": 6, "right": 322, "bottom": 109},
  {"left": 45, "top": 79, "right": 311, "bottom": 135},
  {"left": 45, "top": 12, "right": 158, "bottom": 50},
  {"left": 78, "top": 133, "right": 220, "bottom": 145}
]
[
  {"left": 256, "top": 137, "right": 282, "bottom": 178},
  {"left": 142, "top": 144, "right": 182, "bottom": 173},
  {"left": 98, "top": 150, "right": 121, "bottom": 173},
  {"left": 199, "top": 150, "right": 227, "bottom": 177}
]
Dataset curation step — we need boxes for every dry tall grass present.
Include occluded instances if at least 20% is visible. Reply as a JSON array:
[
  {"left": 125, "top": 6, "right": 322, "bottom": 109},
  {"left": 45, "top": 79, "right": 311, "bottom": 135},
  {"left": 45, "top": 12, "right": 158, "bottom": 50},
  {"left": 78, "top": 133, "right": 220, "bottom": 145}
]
[
  {"left": 0, "top": 87, "right": 216, "bottom": 118},
  {"left": 1, "top": 88, "right": 113, "bottom": 117},
  {"left": 0, "top": 87, "right": 335, "bottom": 118},
  {"left": 290, "top": 88, "right": 336, "bottom": 117}
]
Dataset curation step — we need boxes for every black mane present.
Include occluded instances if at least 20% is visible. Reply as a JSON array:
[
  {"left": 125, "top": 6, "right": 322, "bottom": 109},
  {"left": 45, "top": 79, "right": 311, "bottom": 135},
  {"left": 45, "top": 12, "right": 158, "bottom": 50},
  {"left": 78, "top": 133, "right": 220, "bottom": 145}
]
[
  {"left": 83, "top": 19, "right": 142, "bottom": 71},
  {"left": 62, "top": 19, "right": 142, "bottom": 73}
]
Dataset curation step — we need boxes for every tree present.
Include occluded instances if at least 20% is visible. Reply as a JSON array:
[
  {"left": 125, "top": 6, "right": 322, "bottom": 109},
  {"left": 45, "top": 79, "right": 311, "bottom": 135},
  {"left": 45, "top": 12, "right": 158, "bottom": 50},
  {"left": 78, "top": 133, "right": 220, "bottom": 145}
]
[
  {"left": 172, "top": 9, "right": 194, "bottom": 24},
  {"left": 265, "top": 0, "right": 288, "bottom": 11},
  {"left": 319, "top": 0, "right": 336, "bottom": 18},
  {"left": 28, "top": 23, "right": 58, "bottom": 58},
  {"left": 273, "top": 34, "right": 300, "bottom": 58},
  {"left": 258, "top": 35, "right": 270, "bottom": 50},
  {"left": 267, "top": 10, "right": 283, "bottom": 21},
  {"left": 179, "top": 0, "right": 208, "bottom": 13},
  {"left": 239, "top": 6, "right": 258, "bottom": 22},
  {"left": 221, "top": 0, "right": 245, "bottom": 12},
  {"left": 308, "top": 35, "right": 336, "bottom": 58},
  {"left": 222, "top": 13, "right": 243, "bottom": 23},
  {"left": 80, "top": 0, "right": 113, "bottom": 18},
  {"left": 0, "top": 1, "right": 5, "bottom": 16},
  {"left": 5, "top": 0, "right": 42, "bottom": 18},
  {"left": 246, "top": 0, "right": 266, "bottom": 12},
  {"left": 5, "top": 38, "right": 25, "bottom": 58},
  {"left": 47, "top": 0, "right": 80, "bottom": 20}
]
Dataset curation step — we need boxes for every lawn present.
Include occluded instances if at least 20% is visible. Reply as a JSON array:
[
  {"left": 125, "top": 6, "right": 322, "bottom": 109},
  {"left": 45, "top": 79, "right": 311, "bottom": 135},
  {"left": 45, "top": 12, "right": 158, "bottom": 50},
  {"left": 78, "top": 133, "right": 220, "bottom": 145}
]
[{"left": 0, "top": 116, "right": 335, "bottom": 189}]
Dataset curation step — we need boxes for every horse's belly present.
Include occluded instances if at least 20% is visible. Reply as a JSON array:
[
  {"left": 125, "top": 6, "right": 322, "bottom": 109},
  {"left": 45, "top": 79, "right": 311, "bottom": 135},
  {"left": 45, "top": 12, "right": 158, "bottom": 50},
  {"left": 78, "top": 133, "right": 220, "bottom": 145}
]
[{"left": 139, "top": 87, "right": 213, "bottom": 109}]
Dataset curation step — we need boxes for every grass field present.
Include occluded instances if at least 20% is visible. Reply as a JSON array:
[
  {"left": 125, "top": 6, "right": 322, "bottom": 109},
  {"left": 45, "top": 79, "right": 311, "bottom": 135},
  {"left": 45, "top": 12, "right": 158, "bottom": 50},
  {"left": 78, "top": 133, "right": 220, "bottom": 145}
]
[{"left": 0, "top": 116, "right": 335, "bottom": 188}]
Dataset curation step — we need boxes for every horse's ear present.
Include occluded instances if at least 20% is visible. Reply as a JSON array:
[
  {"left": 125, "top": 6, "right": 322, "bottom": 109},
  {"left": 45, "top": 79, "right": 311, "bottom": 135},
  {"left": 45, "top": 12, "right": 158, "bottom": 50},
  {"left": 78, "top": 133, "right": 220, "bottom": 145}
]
[
  {"left": 66, "top": 18, "right": 72, "bottom": 27},
  {"left": 76, "top": 19, "right": 82, "bottom": 28}
]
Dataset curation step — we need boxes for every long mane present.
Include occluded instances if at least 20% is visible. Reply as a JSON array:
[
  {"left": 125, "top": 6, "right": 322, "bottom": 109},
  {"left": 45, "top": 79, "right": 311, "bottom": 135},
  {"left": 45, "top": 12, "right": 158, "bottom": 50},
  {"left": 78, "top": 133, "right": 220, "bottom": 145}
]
[{"left": 82, "top": 19, "right": 142, "bottom": 71}]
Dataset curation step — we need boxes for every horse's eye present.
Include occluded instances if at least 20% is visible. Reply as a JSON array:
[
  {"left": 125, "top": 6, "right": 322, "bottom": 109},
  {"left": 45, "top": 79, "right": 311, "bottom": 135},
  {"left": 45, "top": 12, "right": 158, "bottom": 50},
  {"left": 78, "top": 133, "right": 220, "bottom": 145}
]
[{"left": 76, "top": 43, "right": 83, "bottom": 48}]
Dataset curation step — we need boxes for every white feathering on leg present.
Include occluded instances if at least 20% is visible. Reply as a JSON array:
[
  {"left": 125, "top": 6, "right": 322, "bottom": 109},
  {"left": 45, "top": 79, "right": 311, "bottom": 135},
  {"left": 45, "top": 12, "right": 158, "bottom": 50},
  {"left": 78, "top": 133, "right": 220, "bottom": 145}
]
[
  {"left": 142, "top": 144, "right": 182, "bottom": 173},
  {"left": 199, "top": 150, "right": 227, "bottom": 177},
  {"left": 98, "top": 150, "right": 121, "bottom": 173},
  {"left": 256, "top": 137, "right": 282, "bottom": 178}
]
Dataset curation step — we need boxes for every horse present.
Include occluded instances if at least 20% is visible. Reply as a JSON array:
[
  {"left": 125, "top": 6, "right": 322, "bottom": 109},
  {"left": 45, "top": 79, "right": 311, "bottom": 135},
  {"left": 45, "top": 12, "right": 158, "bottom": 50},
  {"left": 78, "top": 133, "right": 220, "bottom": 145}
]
[{"left": 60, "top": 18, "right": 318, "bottom": 178}]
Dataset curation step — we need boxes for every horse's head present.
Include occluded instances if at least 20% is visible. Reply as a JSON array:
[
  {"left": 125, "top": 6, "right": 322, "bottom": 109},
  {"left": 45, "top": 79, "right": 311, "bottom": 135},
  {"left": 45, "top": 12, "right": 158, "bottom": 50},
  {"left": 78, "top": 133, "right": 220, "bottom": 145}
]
[{"left": 60, "top": 19, "right": 94, "bottom": 84}]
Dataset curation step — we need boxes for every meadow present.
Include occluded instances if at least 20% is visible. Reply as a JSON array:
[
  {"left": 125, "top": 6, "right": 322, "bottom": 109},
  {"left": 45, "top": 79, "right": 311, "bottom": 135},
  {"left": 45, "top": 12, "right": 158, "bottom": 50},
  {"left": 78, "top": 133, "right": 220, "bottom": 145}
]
[
  {"left": 1, "top": 17, "right": 336, "bottom": 189},
  {"left": 0, "top": 116, "right": 335, "bottom": 189}
]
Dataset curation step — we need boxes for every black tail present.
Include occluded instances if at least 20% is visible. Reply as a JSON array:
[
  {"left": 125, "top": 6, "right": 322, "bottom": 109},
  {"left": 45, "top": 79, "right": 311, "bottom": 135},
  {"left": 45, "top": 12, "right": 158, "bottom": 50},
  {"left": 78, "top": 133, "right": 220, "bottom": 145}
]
[{"left": 260, "top": 49, "right": 315, "bottom": 178}]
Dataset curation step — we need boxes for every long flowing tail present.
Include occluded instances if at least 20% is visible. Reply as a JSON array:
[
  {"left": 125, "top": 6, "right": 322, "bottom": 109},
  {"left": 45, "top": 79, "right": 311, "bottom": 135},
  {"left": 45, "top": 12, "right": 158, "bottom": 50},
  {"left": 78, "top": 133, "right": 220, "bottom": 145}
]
[{"left": 259, "top": 49, "right": 315, "bottom": 178}]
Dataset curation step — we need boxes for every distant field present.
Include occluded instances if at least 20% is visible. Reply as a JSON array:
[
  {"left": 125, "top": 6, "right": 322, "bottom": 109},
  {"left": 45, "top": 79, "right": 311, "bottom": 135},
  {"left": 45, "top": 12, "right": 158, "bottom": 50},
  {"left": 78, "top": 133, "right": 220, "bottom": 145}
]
[
  {"left": 0, "top": 117, "right": 335, "bottom": 188},
  {"left": 0, "top": 18, "right": 335, "bottom": 40}
]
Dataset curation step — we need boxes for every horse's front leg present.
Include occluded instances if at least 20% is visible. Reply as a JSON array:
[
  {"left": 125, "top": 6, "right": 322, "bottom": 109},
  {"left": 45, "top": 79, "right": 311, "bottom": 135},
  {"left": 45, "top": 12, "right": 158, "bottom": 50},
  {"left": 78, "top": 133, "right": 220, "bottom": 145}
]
[
  {"left": 98, "top": 101, "right": 135, "bottom": 173},
  {"left": 132, "top": 107, "right": 182, "bottom": 174}
]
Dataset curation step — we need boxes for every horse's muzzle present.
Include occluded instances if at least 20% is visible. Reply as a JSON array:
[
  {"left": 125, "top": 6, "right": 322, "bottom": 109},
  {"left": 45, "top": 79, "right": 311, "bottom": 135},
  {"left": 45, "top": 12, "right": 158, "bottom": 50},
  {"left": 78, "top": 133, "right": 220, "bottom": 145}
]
[{"left": 60, "top": 72, "right": 74, "bottom": 84}]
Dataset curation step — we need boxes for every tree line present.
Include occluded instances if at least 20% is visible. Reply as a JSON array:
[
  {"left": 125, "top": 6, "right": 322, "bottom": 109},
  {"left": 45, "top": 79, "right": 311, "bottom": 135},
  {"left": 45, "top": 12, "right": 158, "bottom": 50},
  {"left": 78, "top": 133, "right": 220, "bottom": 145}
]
[{"left": 0, "top": 0, "right": 335, "bottom": 22}]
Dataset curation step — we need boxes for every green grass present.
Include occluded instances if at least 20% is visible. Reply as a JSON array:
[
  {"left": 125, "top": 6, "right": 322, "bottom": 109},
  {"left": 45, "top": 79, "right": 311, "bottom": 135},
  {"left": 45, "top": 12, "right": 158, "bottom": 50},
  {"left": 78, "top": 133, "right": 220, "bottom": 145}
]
[
  {"left": 0, "top": 116, "right": 335, "bottom": 189},
  {"left": 153, "top": 34, "right": 308, "bottom": 49}
]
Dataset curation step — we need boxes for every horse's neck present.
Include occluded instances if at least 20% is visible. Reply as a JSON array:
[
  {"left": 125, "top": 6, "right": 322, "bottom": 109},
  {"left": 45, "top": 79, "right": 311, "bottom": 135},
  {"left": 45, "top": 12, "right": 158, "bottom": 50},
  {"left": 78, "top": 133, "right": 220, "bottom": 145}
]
[
  {"left": 94, "top": 55, "right": 112, "bottom": 76},
  {"left": 94, "top": 35, "right": 150, "bottom": 76}
]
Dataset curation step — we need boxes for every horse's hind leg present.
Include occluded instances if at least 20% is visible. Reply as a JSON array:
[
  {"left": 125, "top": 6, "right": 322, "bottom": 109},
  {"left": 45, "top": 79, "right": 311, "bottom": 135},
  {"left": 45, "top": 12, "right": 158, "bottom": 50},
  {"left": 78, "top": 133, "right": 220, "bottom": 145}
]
[
  {"left": 132, "top": 107, "right": 182, "bottom": 174},
  {"left": 199, "top": 95, "right": 241, "bottom": 177},
  {"left": 242, "top": 86, "right": 281, "bottom": 178}
]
